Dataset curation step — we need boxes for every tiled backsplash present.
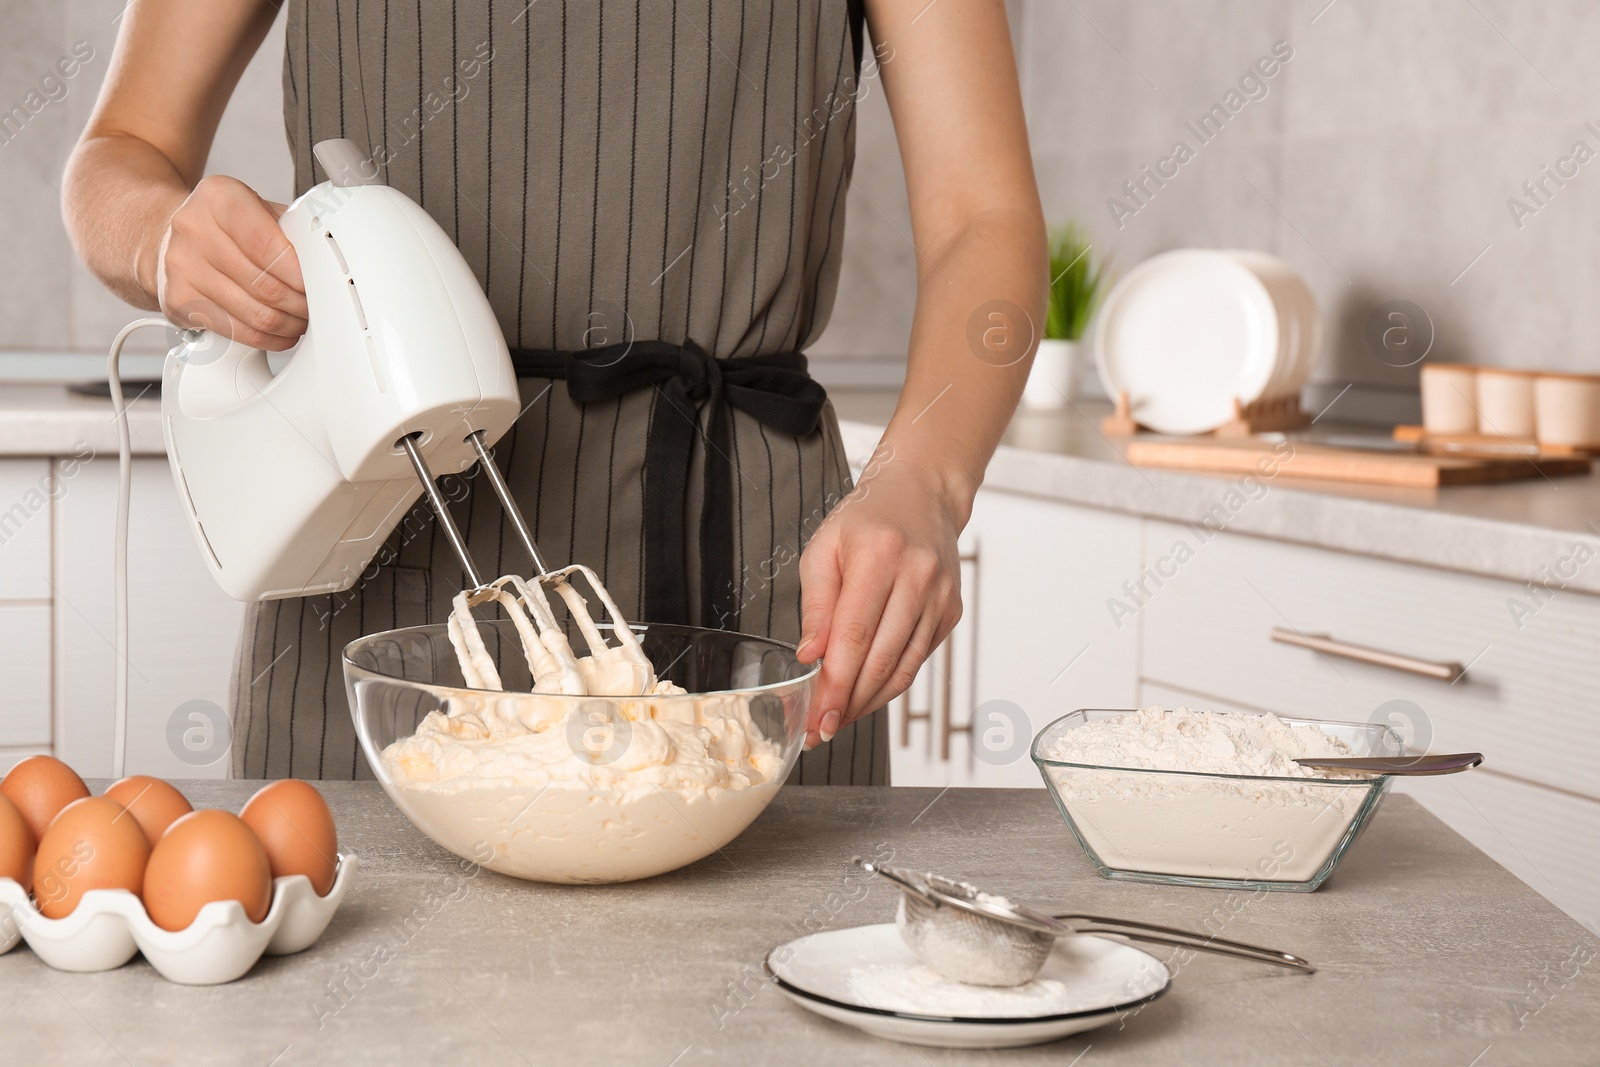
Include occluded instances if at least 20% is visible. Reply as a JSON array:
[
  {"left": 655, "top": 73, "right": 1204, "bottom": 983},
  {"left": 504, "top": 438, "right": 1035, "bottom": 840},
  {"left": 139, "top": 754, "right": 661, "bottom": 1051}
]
[
  {"left": 821, "top": 0, "right": 1600, "bottom": 399},
  {"left": 4, "top": 1, "right": 1596, "bottom": 404}
]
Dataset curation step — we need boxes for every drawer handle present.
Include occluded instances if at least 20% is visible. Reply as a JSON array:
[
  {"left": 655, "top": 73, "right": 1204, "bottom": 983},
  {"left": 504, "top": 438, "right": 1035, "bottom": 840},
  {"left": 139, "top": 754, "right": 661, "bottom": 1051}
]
[{"left": 1269, "top": 628, "right": 1464, "bottom": 682}]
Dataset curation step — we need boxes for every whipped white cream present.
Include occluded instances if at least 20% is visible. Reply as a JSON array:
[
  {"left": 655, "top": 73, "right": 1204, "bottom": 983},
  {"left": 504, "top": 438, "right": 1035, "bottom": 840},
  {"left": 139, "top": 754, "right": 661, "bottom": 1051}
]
[
  {"left": 380, "top": 568, "right": 788, "bottom": 883},
  {"left": 381, "top": 689, "right": 786, "bottom": 883}
]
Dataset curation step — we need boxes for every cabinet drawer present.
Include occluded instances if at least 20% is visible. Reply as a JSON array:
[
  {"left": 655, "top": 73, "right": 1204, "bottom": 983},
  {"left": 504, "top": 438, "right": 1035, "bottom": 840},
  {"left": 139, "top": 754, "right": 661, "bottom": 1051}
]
[
  {"left": 0, "top": 459, "right": 53, "bottom": 599},
  {"left": 1397, "top": 772, "right": 1600, "bottom": 926},
  {"left": 1139, "top": 522, "right": 1600, "bottom": 800},
  {"left": 0, "top": 604, "right": 51, "bottom": 746}
]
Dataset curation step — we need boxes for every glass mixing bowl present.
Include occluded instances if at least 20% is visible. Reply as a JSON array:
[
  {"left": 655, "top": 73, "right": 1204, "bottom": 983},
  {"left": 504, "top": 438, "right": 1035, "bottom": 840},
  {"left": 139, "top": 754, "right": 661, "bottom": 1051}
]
[
  {"left": 1032, "top": 709, "right": 1404, "bottom": 892},
  {"left": 344, "top": 619, "right": 814, "bottom": 884}
]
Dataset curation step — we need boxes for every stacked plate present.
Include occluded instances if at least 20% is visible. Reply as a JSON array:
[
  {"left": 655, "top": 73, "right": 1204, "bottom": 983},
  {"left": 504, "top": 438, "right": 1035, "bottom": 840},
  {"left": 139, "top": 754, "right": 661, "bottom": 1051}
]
[{"left": 1093, "top": 249, "right": 1321, "bottom": 435}]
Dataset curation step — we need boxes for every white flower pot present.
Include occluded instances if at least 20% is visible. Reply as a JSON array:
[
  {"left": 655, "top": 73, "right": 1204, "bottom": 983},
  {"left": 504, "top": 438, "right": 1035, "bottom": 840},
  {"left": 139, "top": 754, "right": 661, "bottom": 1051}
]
[{"left": 1022, "top": 338, "right": 1080, "bottom": 409}]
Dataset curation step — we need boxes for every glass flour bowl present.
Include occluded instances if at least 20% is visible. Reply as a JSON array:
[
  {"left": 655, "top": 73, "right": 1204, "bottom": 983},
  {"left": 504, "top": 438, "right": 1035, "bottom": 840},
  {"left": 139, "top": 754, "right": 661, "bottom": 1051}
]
[
  {"left": 1031, "top": 709, "right": 1405, "bottom": 892},
  {"left": 345, "top": 619, "right": 814, "bottom": 884}
]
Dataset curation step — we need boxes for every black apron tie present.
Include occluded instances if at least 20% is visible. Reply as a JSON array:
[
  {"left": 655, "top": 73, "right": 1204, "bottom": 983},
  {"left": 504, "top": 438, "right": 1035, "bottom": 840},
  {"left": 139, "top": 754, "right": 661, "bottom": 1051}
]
[{"left": 510, "top": 342, "right": 828, "bottom": 628}]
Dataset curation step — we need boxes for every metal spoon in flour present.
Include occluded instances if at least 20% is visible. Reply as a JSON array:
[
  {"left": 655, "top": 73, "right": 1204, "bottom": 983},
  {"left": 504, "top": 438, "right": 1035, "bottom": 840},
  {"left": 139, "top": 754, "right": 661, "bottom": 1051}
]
[{"left": 1295, "top": 752, "right": 1483, "bottom": 776}]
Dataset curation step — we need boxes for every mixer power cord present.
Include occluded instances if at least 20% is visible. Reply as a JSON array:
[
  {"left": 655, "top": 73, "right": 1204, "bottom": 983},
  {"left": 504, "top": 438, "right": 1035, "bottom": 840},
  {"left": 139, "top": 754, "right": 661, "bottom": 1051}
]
[{"left": 107, "top": 317, "right": 171, "bottom": 778}]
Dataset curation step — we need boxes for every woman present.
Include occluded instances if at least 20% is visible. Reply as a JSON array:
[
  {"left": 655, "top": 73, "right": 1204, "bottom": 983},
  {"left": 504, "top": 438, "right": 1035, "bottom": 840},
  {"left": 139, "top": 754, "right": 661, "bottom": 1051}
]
[{"left": 63, "top": 0, "right": 1044, "bottom": 785}]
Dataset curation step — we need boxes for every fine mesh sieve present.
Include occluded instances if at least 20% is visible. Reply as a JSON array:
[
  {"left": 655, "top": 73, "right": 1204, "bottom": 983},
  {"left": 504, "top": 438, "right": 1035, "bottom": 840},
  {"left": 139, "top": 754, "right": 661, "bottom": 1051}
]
[
  {"left": 894, "top": 875, "right": 1058, "bottom": 986},
  {"left": 862, "top": 861, "right": 1064, "bottom": 986},
  {"left": 857, "top": 858, "right": 1315, "bottom": 987}
]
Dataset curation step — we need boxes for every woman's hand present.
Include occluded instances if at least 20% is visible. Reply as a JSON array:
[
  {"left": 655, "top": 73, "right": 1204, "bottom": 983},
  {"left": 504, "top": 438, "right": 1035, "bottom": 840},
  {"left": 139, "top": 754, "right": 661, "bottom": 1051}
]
[
  {"left": 790, "top": 0, "right": 1045, "bottom": 753},
  {"left": 796, "top": 456, "right": 966, "bottom": 748},
  {"left": 155, "top": 175, "right": 307, "bottom": 351}
]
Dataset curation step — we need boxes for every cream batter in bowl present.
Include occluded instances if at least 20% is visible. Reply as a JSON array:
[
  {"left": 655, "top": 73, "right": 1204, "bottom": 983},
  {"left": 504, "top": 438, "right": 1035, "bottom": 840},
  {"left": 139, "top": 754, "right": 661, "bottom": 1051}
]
[{"left": 344, "top": 619, "right": 814, "bottom": 883}]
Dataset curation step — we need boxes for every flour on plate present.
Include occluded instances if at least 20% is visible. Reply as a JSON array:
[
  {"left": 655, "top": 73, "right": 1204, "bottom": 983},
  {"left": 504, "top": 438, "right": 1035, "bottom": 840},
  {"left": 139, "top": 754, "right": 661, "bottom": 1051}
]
[{"left": 847, "top": 963, "right": 1075, "bottom": 1017}]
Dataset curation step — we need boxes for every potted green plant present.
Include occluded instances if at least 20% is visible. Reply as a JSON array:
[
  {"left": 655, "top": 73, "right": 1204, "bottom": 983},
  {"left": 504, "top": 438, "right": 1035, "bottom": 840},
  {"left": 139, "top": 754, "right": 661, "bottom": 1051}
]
[{"left": 1025, "top": 222, "right": 1108, "bottom": 409}]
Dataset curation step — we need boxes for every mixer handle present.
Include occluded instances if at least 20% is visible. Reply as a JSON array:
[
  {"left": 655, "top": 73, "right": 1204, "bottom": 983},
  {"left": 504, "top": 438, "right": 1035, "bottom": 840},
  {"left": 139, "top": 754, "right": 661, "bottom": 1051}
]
[{"left": 312, "top": 139, "right": 385, "bottom": 188}]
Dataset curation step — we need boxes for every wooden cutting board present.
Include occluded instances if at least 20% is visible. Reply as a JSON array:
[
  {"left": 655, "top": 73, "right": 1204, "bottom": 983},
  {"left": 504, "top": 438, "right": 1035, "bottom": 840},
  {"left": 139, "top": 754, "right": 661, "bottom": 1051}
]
[{"left": 1124, "top": 436, "right": 1593, "bottom": 487}]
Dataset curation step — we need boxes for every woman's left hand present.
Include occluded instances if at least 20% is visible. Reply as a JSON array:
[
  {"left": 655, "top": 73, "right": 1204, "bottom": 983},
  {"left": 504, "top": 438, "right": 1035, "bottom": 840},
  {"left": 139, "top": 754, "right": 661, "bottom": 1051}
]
[{"left": 796, "top": 458, "right": 966, "bottom": 748}]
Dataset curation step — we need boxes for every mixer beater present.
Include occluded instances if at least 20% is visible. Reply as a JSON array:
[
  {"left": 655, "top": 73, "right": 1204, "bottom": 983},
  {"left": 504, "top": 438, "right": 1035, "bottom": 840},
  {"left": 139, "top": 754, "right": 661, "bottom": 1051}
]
[{"left": 399, "top": 430, "right": 659, "bottom": 697}]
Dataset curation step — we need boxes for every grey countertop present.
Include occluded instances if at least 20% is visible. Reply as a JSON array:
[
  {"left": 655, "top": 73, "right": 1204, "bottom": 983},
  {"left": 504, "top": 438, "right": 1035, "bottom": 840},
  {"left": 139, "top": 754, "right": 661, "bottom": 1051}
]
[
  {"left": 7, "top": 379, "right": 1600, "bottom": 594},
  {"left": 4, "top": 782, "right": 1594, "bottom": 1066},
  {"left": 832, "top": 391, "right": 1600, "bottom": 596},
  {"left": 0, "top": 382, "right": 164, "bottom": 456}
]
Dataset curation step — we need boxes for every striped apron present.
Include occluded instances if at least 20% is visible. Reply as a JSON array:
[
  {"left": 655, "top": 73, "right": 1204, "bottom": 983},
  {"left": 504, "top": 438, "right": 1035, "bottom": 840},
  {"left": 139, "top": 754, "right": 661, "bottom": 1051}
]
[{"left": 229, "top": 0, "right": 889, "bottom": 785}]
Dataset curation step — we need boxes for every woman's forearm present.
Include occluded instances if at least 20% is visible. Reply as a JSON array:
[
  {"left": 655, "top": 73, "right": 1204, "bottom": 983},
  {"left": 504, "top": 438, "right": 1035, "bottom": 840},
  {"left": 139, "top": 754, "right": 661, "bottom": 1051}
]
[
  {"left": 62, "top": 0, "right": 283, "bottom": 316},
  {"left": 860, "top": 0, "right": 1046, "bottom": 527},
  {"left": 62, "top": 133, "right": 192, "bottom": 309},
  {"left": 875, "top": 205, "right": 1046, "bottom": 525}
]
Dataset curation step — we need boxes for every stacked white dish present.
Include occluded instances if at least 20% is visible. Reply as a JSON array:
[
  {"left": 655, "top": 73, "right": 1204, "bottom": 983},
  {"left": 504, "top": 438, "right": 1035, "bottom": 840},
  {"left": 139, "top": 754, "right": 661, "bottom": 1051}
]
[{"left": 1093, "top": 249, "right": 1321, "bottom": 434}]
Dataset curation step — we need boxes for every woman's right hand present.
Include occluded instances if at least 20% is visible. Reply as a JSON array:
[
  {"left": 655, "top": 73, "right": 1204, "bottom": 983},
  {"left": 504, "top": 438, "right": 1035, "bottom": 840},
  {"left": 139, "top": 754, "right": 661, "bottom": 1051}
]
[{"left": 155, "top": 175, "right": 308, "bottom": 351}]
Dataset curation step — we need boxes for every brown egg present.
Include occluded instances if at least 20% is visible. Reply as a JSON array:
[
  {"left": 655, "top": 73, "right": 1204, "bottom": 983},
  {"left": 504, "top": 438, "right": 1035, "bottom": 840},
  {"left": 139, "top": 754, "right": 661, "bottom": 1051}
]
[
  {"left": 240, "top": 779, "right": 339, "bottom": 896},
  {"left": 32, "top": 796, "right": 149, "bottom": 918},
  {"left": 103, "top": 776, "right": 192, "bottom": 845},
  {"left": 143, "top": 810, "right": 273, "bottom": 931},
  {"left": 2, "top": 755, "right": 90, "bottom": 842},
  {"left": 0, "top": 792, "right": 33, "bottom": 887}
]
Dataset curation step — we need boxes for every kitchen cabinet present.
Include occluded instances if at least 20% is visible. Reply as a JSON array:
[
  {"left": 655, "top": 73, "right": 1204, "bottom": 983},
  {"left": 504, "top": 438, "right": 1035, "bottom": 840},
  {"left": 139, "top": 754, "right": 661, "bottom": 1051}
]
[
  {"left": 1137, "top": 522, "right": 1600, "bottom": 925},
  {"left": 0, "top": 604, "right": 51, "bottom": 749},
  {"left": 0, "top": 459, "right": 53, "bottom": 600},
  {"left": 53, "top": 458, "right": 244, "bottom": 779},
  {"left": 887, "top": 490, "right": 1141, "bottom": 788},
  {"left": 0, "top": 454, "right": 244, "bottom": 779},
  {"left": 0, "top": 459, "right": 59, "bottom": 773}
]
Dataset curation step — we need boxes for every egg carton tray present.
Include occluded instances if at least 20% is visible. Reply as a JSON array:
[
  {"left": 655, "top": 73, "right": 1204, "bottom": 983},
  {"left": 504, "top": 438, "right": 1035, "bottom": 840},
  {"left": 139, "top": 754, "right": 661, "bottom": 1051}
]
[{"left": 0, "top": 853, "right": 356, "bottom": 985}]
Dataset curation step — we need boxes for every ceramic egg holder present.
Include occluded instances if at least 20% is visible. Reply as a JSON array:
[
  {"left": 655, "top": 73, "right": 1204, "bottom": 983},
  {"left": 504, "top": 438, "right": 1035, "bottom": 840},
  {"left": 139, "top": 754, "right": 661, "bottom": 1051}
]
[{"left": 0, "top": 854, "right": 355, "bottom": 985}]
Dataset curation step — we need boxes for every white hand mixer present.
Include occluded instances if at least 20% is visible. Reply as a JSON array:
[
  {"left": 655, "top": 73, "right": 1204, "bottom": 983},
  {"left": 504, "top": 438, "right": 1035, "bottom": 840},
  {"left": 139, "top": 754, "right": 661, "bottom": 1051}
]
[{"left": 107, "top": 139, "right": 651, "bottom": 773}]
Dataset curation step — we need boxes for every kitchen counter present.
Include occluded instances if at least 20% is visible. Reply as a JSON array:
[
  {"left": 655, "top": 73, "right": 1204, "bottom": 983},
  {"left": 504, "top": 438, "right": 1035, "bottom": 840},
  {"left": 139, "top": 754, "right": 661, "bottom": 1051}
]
[
  {"left": 0, "top": 382, "right": 164, "bottom": 456},
  {"left": 833, "top": 391, "right": 1600, "bottom": 596},
  {"left": 6, "top": 380, "right": 1600, "bottom": 593},
  {"left": 4, "top": 782, "right": 1593, "bottom": 1065}
]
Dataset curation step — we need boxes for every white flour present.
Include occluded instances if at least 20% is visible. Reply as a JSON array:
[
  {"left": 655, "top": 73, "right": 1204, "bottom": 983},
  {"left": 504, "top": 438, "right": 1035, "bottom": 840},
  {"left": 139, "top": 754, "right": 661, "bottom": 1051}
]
[
  {"left": 1043, "top": 704, "right": 1357, "bottom": 778},
  {"left": 1038, "top": 705, "right": 1376, "bottom": 882},
  {"left": 847, "top": 963, "right": 1074, "bottom": 1017}
]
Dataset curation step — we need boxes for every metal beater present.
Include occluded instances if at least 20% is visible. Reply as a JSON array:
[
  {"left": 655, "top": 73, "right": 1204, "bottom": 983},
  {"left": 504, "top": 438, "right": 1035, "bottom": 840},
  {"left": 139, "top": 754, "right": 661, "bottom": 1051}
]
[{"left": 399, "top": 430, "right": 655, "bottom": 695}]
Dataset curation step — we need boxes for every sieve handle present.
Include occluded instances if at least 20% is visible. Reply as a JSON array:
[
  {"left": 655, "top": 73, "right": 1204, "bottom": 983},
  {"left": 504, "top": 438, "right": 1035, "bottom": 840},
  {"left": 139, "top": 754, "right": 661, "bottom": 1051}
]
[
  {"left": 855, "top": 858, "right": 941, "bottom": 908},
  {"left": 1056, "top": 913, "right": 1315, "bottom": 974}
]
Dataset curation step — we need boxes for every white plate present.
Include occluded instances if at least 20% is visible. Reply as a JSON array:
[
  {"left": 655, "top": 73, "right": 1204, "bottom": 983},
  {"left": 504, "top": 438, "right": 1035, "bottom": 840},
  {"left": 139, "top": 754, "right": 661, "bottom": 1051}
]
[
  {"left": 1227, "top": 250, "right": 1321, "bottom": 402},
  {"left": 766, "top": 923, "right": 1170, "bottom": 1049},
  {"left": 1094, "top": 250, "right": 1281, "bottom": 434}
]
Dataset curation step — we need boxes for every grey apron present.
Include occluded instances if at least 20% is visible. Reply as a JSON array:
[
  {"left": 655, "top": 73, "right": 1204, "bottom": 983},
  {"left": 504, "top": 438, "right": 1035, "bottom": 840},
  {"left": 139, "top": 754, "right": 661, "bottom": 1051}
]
[{"left": 229, "top": 0, "right": 889, "bottom": 786}]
